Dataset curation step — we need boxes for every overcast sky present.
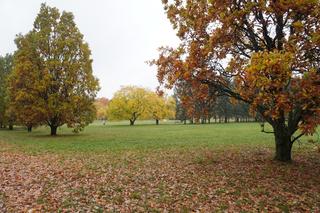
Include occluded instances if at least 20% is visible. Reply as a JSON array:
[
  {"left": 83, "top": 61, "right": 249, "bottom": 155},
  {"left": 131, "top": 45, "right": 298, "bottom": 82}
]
[{"left": 0, "top": 0, "right": 179, "bottom": 98}]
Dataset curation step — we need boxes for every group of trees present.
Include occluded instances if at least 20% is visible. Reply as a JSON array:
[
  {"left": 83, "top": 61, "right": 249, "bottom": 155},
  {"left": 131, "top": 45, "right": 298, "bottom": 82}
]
[
  {"left": 152, "top": 0, "right": 320, "bottom": 162},
  {"left": 174, "top": 80, "right": 253, "bottom": 124},
  {"left": 0, "top": 4, "right": 99, "bottom": 135},
  {"left": 107, "top": 86, "right": 175, "bottom": 125},
  {"left": 1, "top": 1, "right": 319, "bottom": 163}
]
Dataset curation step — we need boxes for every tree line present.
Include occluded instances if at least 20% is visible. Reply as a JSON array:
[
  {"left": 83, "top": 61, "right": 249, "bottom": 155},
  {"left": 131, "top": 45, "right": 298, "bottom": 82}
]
[
  {"left": 93, "top": 84, "right": 254, "bottom": 127},
  {"left": 173, "top": 80, "right": 256, "bottom": 124}
]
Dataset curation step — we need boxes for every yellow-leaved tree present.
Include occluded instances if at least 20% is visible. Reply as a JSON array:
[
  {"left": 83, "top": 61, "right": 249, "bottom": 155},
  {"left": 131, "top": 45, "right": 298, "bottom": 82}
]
[
  {"left": 107, "top": 86, "right": 151, "bottom": 125},
  {"left": 8, "top": 4, "right": 99, "bottom": 135},
  {"left": 147, "top": 93, "right": 176, "bottom": 125},
  {"left": 107, "top": 86, "right": 176, "bottom": 125}
]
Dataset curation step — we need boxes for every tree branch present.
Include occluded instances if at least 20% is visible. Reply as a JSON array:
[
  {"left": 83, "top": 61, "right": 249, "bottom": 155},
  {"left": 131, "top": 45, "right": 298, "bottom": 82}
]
[{"left": 291, "top": 133, "right": 304, "bottom": 144}]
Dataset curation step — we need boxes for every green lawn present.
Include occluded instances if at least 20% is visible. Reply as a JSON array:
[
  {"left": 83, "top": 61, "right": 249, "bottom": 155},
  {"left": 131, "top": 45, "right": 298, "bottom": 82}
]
[
  {"left": 0, "top": 122, "right": 277, "bottom": 154},
  {"left": 0, "top": 122, "right": 319, "bottom": 212}
]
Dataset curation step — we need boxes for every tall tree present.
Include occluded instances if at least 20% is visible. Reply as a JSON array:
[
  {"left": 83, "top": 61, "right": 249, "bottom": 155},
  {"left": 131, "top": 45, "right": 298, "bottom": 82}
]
[
  {"left": 9, "top": 4, "right": 99, "bottom": 136},
  {"left": 0, "top": 54, "right": 13, "bottom": 129},
  {"left": 152, "top": 0, "right": 320, "bottom": 161}
]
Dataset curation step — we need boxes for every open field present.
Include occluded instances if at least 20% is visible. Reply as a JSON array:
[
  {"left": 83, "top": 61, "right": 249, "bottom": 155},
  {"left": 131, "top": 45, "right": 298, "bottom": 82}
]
[{"left": 0, "top": 122, "right": 319, "bottom": 212}]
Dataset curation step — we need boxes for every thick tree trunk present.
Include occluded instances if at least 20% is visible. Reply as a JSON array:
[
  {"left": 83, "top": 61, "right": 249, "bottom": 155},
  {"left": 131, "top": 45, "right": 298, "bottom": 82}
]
[
  {"left": 274, "top": 128, "right": 293, "bottom": 162},
  {"left": 156, "top": 119, "right": 159, "bottom": 125},
  {"left": 9, "top": 125, "right": 13, "bottom": 130},
  {"left": 130, "top": 119, "right": 135, "bottom": 126},
  {"left": 27, "top": 126, "right": 32, "bottom": 132},
  {"left": 50, "top": 126, "right": 58, "bottom": 136}
]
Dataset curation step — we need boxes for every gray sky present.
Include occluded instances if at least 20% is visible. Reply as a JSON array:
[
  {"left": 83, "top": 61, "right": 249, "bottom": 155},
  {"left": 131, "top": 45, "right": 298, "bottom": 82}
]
[{"left": 0, "top": 0, "right": 178, "bottom": 98}]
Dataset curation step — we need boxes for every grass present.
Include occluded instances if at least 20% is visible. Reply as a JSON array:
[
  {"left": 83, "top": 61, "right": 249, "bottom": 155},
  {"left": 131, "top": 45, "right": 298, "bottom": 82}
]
[
  {"left": 0, "top": 121, "right": 319, "bottom": 212},
  {"left": 0, "top": 121, "right": 274, "bottom": 154}
]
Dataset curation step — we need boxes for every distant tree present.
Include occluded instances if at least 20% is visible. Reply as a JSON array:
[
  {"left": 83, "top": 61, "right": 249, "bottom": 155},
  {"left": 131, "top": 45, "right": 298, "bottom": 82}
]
[
  {"left": 232, "top": 101, "right": 251, "bottom": 123},
  {"left": 8, "top": 4, "right": 99, "bottom": 136},
  {"left": 153, "top": 0, "right": 320, "bottom": 162},
  {"left": 0, "top": 54, "right": 13, "bottom": 129},
  {"left": 94, "top": 98, "right": 109, "bottom": 121},
  {"left": 171, "top": 79, "right": 215, "bottom": 124},
  {"left": 165, "top": 96, "right": 176, "bottom": 120},
  {"left": 214, "top": 96, "right": 233, "bottom": 123},
  {"left": 174, "top": 88, "right": 188, "bottom": 124},
  {"left": 107, "top": 86, "right": 150, "bottom": 125},
  {"left": 173, "top": 79, "right": 253, "bottom": 124},
  {"left": 173, "top": 81, "right": 193, "bottom": 123},
  {"left": 148, "top": 93, "right": 176, "bottom": 125}
]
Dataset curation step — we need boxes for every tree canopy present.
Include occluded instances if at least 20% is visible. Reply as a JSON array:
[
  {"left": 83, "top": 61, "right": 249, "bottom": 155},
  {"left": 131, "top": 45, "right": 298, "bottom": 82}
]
[
  {"left": 152, "top": 0, "right": 320, "bottom": 161},
  {"left": 148, "top": 92, "right": 176, "bottom": 125},
  {"left": 107, "top": 86, "right": 151, "bottom": 125},
  {"left": 107, "top": 86, "right": 175, "bottom": 125},
  {"left": 8, "top": 3, "right": 99, "bottom": 135}
]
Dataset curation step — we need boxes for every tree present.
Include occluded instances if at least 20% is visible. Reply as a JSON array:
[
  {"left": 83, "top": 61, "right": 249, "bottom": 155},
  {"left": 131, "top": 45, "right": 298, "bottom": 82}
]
[
  {"left": 8, "top": 4, "right": 99, "bottom": 136},
  {"left": 0, "top": 54, "right": 13, "bottom": 129},
  {"left": 165, "top": 96, "right": 176, "bottom": 120},
  {"left": 148, "top": 93, "right": 176, "bottom": 125},
  {"left": 94, "top": 97, "right": 109, "bottom": 121},
  {"left": 107, "top": 86, "right": 151, "bottom": 125},
  {"left": 172, "top": 79, "right": 215, "bottom": 124},
  {"left": 174, "top": 87, "right": 188, "bottom": 124},
  {"left": 152, "top": 0, "right": 320, "bottom": 162}
]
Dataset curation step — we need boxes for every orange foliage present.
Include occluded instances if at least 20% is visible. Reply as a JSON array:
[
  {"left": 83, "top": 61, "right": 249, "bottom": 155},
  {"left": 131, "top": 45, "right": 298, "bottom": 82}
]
[{"left": 151, "top": 0, "right": 320, "bottom": 161}]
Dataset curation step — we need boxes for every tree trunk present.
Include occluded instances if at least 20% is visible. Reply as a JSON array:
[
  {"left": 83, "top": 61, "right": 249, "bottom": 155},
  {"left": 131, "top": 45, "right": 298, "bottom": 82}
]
[
  {"left": 274, "top": 128, "right": 292, "bottom": 162},
  {"left": 27, "top": 126, "right": 32, "bottom": 132},
  {"left": 130, "top": 119, "right": 135, "bottom": 126},
  {"left": 9, "top": 125, "right": 13, "bottom": 130},
  {"left": 156, "top": 119, "right": 159, "bottom": 125},
  {"left": 50, "top": 126, "right": 58, "bottom": 136}
]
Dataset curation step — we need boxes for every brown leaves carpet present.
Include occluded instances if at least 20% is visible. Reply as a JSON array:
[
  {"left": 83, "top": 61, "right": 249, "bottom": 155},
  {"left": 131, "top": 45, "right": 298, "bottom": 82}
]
[{"left": 1, "top": 148, "right": 320, "bottom": 212}]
